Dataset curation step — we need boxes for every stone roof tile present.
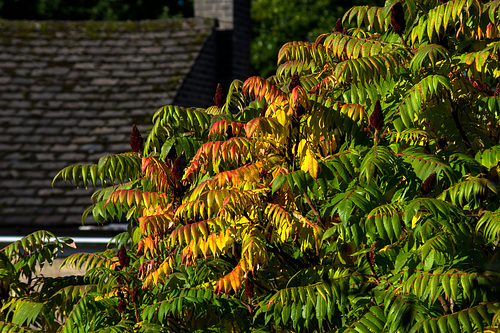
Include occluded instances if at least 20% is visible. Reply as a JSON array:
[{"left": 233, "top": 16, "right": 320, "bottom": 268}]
[{"left": 0, "top": 17, "right": 216, "bottom": 230}]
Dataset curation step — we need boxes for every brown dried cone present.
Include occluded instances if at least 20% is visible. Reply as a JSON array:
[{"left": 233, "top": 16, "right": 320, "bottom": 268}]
[
  {"left": 369, "top": 100, "right": 384, "bottom": 131},
  {"left": 118, "top": 245, "right": 130, "bottom": 268},
  {"left": 213, "top": 83, "right": 226, "bottom": 109},
  {"left": 421, "top": 172, "right": 437, "bottom": 195},
  {"left": 495, "top": 83, "right": 500, "bottom": 97},
  {"left": 259, "top": 168, "right": 268, "bottom": 180},
  {"left": 390, "top": 2, "right": 406, "bottom": 36},
  {"left": 368, "top": 245, "right": 376, "bottom": 266},
  {"left": 289, "top": 73, "right": 301, "bottom": 91},
  {"left": 129, "top": 286, "right": 138, "bottom": 303},
  {"left": 130, "top": 124, "right": 143, "bottom": 153}
]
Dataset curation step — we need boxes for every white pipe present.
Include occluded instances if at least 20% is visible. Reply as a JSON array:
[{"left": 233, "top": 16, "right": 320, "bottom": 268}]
[{"left": 0, "top": 236, "right": 112, "bottom": 244}]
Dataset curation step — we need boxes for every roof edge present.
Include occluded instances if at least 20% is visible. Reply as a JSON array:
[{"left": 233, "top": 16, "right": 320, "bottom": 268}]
[{"left": 0, "top": 17, "right": 216, "bottom": 34}]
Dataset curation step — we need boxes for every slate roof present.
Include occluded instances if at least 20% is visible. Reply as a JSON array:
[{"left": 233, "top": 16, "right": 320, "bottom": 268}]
[{"left": 0, "top": 18, "right": 218, "bottom": 232}]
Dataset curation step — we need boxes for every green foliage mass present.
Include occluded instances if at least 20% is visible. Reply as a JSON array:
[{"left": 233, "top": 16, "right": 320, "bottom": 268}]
[
  {"left": 250, "top": 0, "right": 384, "bottom": 77},
  {"left": 3, "top": 0, "right": 500, "bottom": 332}
]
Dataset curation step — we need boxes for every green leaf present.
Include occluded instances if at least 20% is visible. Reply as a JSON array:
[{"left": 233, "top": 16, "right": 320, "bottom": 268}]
[
  {"left": 469, "top": 308, "right": 484, "bottom": 332},
  {"left": 272, "top": 174, "right": 286, "bottom": 194},
  {"left": 458, "top": 311, "right": 473, "bottom": 333},
  {"left": 448, "top": 314, "right": 460, "bottom": 333},
  {"left": 437, "top": 317, "right": 448, "bottom": 333},
  {"left": 282, "top": 304, "right": 291, "bottom": 325},
  {"left": 11, "top": 300, "right": 44, "bottom": 327},
  {"left": 290, "top": 170, "right": 307, "bottom": 193}
]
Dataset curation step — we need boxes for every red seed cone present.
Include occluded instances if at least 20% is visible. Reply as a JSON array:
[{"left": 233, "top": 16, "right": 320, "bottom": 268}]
[
  {"left": 118, "top": 245, "right": 130, "bottom": 268},
  {"left": 495, "top": 83, "right": 500, "bottom": 97},
  {"left": 213, "top": 83, "right": 225, "bottom": 108},
  {"left": 333, "top": 18, "right": 343, "bottom": 33},
  {"left": 390, "top": 2, "right": 406, "bottom": 36},
  {"left": 421, "top": 172, "right": 437, "bottom": 195},
  {"left": 289, "top": 73, "right": 301, "bottom": 91},
  {"left": 118, "top": 298, "right": 126, "bottom": 313},
  {"left": 369, "top": 100, "right": 384, "bottom": 131},
  {"left": 130, "top": 124, "right": 143, "bottom": 152},
  {"left": 245, "top": 280, "right": 254, "bottom": 299},
  {"left": 172, "top": 155, "right": 184, "bottom": 181}
]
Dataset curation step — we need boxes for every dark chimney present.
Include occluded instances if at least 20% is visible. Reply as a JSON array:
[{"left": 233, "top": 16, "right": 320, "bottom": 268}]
[{"left": 195, "top": 0, "right": 250, "bottom": 83}]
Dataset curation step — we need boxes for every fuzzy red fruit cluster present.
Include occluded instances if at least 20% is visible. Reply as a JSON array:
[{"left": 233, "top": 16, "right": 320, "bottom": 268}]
[
  {"left": 130, "top": 124, "right": 143, "bottom": 153},
  {"left": 172, "top": 155, "right": 184, "bottom": 181},
  {"left": 421, "top": 172, "right": 437, "bottom": 195},
  {"left": 245, "top": 280, "right": 254, "bottom": 299},
  {"left": 369, "top": 100, "right": 384, "bottom": 131},
  {"left": 333, "top": 18, "right": 347, "bottom": 34},
  {"left": 390, "top": 2, "right": 406, "bottom": 36},
  {"left": 213, "top": 83, "right": 225, "bottom": 109},
  {"left": 118, "top": 245, "right": 130, "bottom": 268},
  {"left": 289, "top": 73, "right": 301, "bottom": 91},
  {"left": 118, "top": 298, "right": 126, "bottom": 313}
]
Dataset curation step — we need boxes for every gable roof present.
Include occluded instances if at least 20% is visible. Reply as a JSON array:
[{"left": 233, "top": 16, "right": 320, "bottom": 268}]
[{"left": 0, "top": 18, "right": 216, "bottom": 232}]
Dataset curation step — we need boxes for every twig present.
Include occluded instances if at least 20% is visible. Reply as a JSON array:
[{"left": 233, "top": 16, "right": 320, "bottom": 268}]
[{"left": 303, "top": 192, "right": 322, "bottom": 224}]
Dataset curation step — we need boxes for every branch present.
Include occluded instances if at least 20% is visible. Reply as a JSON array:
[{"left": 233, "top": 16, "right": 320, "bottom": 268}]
[{"left": 450, "top": 108, "right": 471, "bottom": 150}]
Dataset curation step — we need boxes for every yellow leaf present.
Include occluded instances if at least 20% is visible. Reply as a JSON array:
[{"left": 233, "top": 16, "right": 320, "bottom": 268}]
[
  {"left": 215, "top": 260, "right": 246, "bottom": 294},
  {"left": 276, "top": 108, "right": 288, "bottom": 127},
  {"left": 188, "top": 238, "right": 199, "bottom": 258},
  {"left": 412, "top": 211, "right": 423, "bottom": 228},
  {"left": 207, "top": 234, "right": 217, "bottom": 255},
  {"left": 297, "top": 139, "right": 307, "bottom": 156},
  {"left": 301, "top": 147, "right": 320, "bottom": 179}
]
